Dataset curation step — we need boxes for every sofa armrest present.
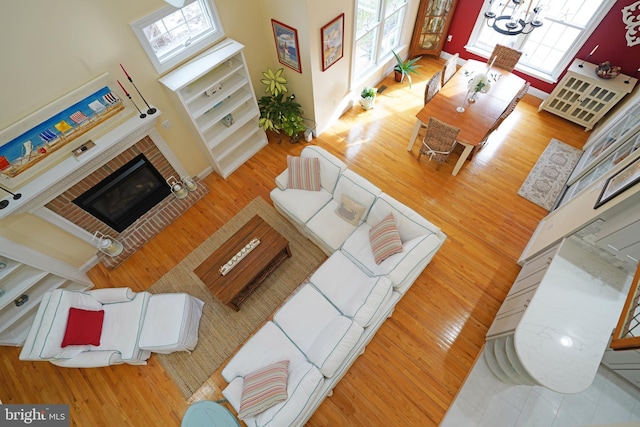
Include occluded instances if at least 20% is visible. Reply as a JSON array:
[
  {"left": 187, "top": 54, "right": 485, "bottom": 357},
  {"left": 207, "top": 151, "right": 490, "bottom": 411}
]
[
  {"left": 49, "top": 350, "right": 125, "bottom": 368},
  {"left": 389, "top": 233, "right": 446, "bottom": 293},
  {"left": 275, "top": 169, "right": 288, "bottom": 190},
  {"left": 87, "top": 287, "right": 136, "bottom": 304}
]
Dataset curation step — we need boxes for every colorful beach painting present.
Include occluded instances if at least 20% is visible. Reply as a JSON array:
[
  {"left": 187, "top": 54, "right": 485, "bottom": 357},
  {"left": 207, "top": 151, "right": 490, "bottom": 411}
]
[{"left": 0, "top": 77, "right": 127, "bottom": 184}]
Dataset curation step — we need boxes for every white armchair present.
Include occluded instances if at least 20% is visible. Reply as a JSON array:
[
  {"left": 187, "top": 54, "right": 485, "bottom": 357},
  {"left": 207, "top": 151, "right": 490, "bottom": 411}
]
[{"left": 19, "top": 288, "right": 204, "bottom": 368}]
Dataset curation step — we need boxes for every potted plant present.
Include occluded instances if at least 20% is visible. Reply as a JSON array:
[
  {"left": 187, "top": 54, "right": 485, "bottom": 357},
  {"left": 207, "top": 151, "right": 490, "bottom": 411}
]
[
  {"left": 359, "top": 86, "right": 377, "bottom": 110},
  {"left": 392, "top": 50, "right": 422, "bottom": 87},
  {"left": 258, "top": 68, "right": 307, "bottom": 143}
]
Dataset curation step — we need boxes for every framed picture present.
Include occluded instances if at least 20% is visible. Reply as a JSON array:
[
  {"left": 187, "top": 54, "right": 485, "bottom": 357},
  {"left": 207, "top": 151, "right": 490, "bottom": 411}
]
[
  {"left": 272, "top": 20, "right": 302, "bottom": 73},
  {"left": 321, "top": 14, "right": 344, "bottom": 71},
  {"left": 594, "top": 155, "right": 640, "bottom": 208},
  {"left": 0, "top": 73, "right": 134, "bottom": 190}
]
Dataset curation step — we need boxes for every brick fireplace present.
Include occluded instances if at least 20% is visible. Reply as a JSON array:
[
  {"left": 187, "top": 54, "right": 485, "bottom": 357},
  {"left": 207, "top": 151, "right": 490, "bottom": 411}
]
[{"left": 45, "top": 136, "right": 208, "bottom": 269}]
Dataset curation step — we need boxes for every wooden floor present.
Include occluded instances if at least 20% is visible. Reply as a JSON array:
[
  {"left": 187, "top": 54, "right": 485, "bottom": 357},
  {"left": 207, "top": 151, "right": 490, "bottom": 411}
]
[{"left": 0, "top": 57, "right": 590, "bottom": 426}]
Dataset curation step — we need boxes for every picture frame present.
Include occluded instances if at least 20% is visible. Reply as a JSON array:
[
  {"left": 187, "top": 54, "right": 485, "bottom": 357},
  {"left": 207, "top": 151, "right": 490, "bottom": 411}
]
[
  {"left": 594, "top": 155, "right": 640, "bottom": 208},
  {"left": 0, "top": 73, "right": 134, "bottom": 190},
  {"left": 271, "top": 20, "right": 302, "bottom": 73},
  {"left": 321, "top": 14, "right": 344, "bottom": 71}
]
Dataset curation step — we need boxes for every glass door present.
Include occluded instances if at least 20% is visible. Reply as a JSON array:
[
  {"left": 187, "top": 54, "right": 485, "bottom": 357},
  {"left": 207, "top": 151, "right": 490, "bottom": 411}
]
[{"left": 409, "top": 0, "right": 458, "bottom": 57}]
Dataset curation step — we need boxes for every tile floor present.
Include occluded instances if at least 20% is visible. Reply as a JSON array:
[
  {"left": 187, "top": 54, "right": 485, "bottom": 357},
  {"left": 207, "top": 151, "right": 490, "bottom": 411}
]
[{"left": 441, "top": 348, "right": 640, "bottom": 427}]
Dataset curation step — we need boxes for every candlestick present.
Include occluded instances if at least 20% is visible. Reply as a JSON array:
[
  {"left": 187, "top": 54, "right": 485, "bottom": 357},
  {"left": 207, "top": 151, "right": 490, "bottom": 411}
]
[
  {"left": 624, "top": 69, "right": 639, "bottom": 84},
  {"left": 589, "top": 45, "right": 599, "bottom": 56},
  {"left": 121, "top": 67, "right": 156, "bottom": 115},
  {"left": 120, "top": 64, "right": 131, "bottom": 79},
  {"left": 117, "top": 80, "right": 129, "bottom": 97}
]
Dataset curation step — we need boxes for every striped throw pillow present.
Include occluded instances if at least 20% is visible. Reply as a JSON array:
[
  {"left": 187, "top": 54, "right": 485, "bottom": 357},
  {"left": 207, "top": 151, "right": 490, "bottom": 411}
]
[
  {"left": 238, "top": 360, "right": 289, "bottom": 419},
  {"left": 287, "top": 156, "right": 321, "bottom": 191},
  {"left": 369, "top": 214, "right": 403, "bottom": 264}
]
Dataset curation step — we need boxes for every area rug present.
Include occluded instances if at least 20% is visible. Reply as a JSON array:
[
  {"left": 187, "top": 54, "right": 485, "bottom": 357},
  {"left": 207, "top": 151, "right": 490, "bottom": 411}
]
[
  {"left": 517, "top": 138, "right": 581, "bottom": 210},
  {"left": 148, "top": 197, "right": 327, "bottom": 398}
]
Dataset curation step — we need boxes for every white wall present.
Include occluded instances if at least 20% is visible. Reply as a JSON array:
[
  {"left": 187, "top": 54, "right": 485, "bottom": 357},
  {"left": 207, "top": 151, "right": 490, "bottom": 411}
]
[
  {"left": 0, "top": 0, "right": 271, "bottom": 267},
  {"left": 0, "top": 0, "right": 420, "bottom": 267}
]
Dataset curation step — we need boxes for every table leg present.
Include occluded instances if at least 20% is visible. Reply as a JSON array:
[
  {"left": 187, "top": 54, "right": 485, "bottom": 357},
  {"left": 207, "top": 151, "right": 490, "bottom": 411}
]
[
  {"left": 452, "top": 143, "right": 473, "bottom": 176},
  {"left": 407, "top": 120, "right": 423, "bottom": 151}
]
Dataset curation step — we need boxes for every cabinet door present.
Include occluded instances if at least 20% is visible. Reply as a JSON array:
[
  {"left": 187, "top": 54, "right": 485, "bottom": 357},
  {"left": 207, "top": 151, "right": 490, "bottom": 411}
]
[
  {"left": 544, "top": 73, "right": 591, "bottom": 116},
  {"left": 568, "top": 84, "right": 621, "bottom": 127},
  {"left": 409, "top": 0, "right": 458, "bottom": 57}
]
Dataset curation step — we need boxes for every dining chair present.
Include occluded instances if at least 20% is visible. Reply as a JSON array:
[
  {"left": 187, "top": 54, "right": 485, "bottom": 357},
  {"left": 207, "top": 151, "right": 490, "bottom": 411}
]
[
  {"left": 489, "top": 44, "right": 523, "bottom": 72},
  {"left": 424, "top": 71, "right": 442, "bottom": 105},
  {"left": 418, "top": 117, "right": 460, "bottom": 169},
  {"left": 470, "top": 82, "right": 530, "bottom": 159},
  {"left": 442, "top": 53, "right": 459, "bottom": 86}
]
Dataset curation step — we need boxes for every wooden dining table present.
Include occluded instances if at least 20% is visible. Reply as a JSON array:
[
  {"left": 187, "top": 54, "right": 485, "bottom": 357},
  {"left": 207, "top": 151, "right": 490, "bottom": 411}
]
[{"left": 407, "top": 59, "right": 526, "bottom": 176}]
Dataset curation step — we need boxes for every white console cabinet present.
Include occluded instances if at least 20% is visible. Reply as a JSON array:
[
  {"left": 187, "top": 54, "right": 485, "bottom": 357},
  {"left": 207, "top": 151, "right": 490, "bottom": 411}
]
[
  {"left": 160, "top": 39, "right": 267, "bottom": 179},
  {"left": 539, "top": 60, "right": 636, "bottom": 131},
  {"left": 0, "top": 237, "right": 93, "bottom": 346}
]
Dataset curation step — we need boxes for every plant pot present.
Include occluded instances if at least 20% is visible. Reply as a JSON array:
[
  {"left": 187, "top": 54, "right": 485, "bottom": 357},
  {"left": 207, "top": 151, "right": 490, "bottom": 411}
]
[
  {"left": 360, "top": 96, "right": 375, "bottom": 110},
  {"left": 394, "top": 69, "right": 404, "bottom": 82}
]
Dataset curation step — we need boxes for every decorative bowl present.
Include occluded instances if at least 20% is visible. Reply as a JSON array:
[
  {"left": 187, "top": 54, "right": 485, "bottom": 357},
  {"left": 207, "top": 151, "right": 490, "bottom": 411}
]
[{"left": 595, "top": 61, "right": 621, "bottom": 79}]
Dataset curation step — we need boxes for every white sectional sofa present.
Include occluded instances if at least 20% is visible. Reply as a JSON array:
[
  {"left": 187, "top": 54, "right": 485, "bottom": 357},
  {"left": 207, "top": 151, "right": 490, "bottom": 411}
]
[{"left": 221, "top": 146, "right": 446, "bottom": 426}]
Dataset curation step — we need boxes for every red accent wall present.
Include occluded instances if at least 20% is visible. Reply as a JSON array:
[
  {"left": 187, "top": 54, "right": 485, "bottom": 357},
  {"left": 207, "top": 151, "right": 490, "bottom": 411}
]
[{"left": 443, "top": 0, "right": 640, "bottom": 93}]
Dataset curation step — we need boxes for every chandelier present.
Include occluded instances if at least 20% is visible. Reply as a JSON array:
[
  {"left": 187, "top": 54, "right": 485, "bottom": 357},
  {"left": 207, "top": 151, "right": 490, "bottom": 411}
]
[{"left": 484, "top": 0, "right": 545, "bottom": 36}]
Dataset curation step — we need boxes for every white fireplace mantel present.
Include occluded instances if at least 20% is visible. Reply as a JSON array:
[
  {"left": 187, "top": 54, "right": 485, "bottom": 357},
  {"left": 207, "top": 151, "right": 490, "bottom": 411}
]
[{"left": 0, "top": 108, "right": 187, "bottom": 221}]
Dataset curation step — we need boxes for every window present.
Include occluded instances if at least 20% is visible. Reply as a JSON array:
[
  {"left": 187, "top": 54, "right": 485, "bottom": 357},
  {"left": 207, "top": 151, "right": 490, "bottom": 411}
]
[
  {"left": 467, "top": 0, "right": 614, "bottom": 82},
  {"left": 132, "top": 0, "right": 224, "bottom": 74},
  {"left": 354, "top": 0, "right": 408, "bottom": 81}
]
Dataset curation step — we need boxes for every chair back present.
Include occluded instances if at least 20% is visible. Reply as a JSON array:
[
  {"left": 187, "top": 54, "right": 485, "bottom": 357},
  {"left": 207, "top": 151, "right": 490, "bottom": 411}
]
[
  {"left": 442, "top": 53, "right": 459, "bottom": 86},
  {"left": 489, "top": 44, "right": 522, "bottom": 72},
  {"left": 419, "top": 117, "right": 460, "bottom": 165},
  {"left": 424, "top": 71, "right": 442, "bottom": 105}
]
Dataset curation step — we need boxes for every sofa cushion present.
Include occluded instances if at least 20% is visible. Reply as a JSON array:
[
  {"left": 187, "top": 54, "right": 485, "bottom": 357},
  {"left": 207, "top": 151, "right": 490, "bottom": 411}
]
[
  {"left": 300, "top": 145, "right": 347, "bottom": 192},
  {"left": 287, "top": 156, "right": 321, "bottom": 191},
  {"left": 369, "top": 213, "right": 403, "bottom": 264},
  {"left": 270, "top": 187, "right": 333, "bottom": 227},
  {"left": 335, "top": 194, "right": 366, "bottom": 226},
  {"left": 305, "top": 170, "right": 381, "bottom": 253},
  {"left": 22, "top": 289, "right": 103, "bottom": 360},
  {"left": 367, "top": 193, "right": 441, "bottom": 241},
  {"left": 306, "top": 316, "right": 363, "bottom": 378},
  {"left": 95, "top": 291, "right": 150, "bottom": 361},
  {"left": 310, "top": 251, "right": 393, "bottom": 327},
  {"left": 273, "top": 285, "right": 363, "bottom": 378},
  {"left": 238, "top": 360, "right": 289, "bottom": 420},
  {"left": 222, "top": 322, "right": 324, "bottom": 426},
  {"left": 61, "top": 308, "right": 104, "bottom": 347}
]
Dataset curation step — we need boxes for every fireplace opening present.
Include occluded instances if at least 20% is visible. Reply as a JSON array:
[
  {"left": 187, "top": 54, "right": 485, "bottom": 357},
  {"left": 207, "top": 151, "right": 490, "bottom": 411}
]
[{"left": 73, "top": 154, "right": 171, "bottom": 232}]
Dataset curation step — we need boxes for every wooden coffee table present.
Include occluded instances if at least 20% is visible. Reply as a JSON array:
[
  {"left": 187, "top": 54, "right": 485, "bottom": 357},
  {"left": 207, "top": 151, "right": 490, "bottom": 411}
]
[{"left": 194, "top": 215, "right": 291, "bottom": 311}]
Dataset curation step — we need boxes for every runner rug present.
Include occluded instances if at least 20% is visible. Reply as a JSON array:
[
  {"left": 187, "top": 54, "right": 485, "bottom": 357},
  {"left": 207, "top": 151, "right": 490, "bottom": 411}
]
[
  {"left": 148, "top": 196, "right": 327, "bottom": 398},
  {"left": 517, "top": 138, "right": 582, "bottom": 210}
]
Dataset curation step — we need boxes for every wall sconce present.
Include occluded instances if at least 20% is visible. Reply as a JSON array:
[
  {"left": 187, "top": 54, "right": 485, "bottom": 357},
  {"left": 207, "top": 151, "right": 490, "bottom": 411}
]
[
  {"left": 166, "top": 176, "right": 188, "bottom": 199},
  {"left": 182, "top": 176, "right": 198, "bottom": 192},
  {"left": 92, "top": 231, "right": 124, "bottom": 257}
]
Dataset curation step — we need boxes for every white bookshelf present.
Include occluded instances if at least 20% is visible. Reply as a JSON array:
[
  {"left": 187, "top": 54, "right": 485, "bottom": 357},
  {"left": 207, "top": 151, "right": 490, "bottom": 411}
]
[
  {"left": 0, "top": 237, "right": 93, "bottom": 346},
  {"left": 160, "top": 39, "right": 267, "bottom": 179}
]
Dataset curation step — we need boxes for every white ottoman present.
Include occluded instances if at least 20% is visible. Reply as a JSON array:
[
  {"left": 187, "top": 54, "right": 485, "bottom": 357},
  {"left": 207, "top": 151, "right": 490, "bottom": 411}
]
[{"left": 139, "top": 293, "right": 204, "bottom": 354}]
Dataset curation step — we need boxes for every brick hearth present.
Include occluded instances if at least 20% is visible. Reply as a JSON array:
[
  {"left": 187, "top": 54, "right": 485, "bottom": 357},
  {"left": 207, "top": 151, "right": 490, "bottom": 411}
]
[{"left": 45, "top": 136, "right": 208, "bottom": 269}]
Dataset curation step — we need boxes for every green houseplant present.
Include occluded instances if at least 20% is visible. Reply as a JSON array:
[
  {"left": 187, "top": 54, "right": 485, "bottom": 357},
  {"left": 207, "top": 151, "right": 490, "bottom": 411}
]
[
  {"left": 392, "top": 50, "right": 422, "bottom": 87},
  {"left": 258, "top": 68, "right": 306, "bottom": 142},
  {"left": 359, "top": 86, "right": 377, "bottom": 110}
]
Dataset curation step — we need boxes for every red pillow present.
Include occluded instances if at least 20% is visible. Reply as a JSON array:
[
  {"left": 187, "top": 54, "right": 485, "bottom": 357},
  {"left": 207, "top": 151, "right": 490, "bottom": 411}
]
[{"left": 61, "top": 307, "right": 105, "bottom": 347}]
